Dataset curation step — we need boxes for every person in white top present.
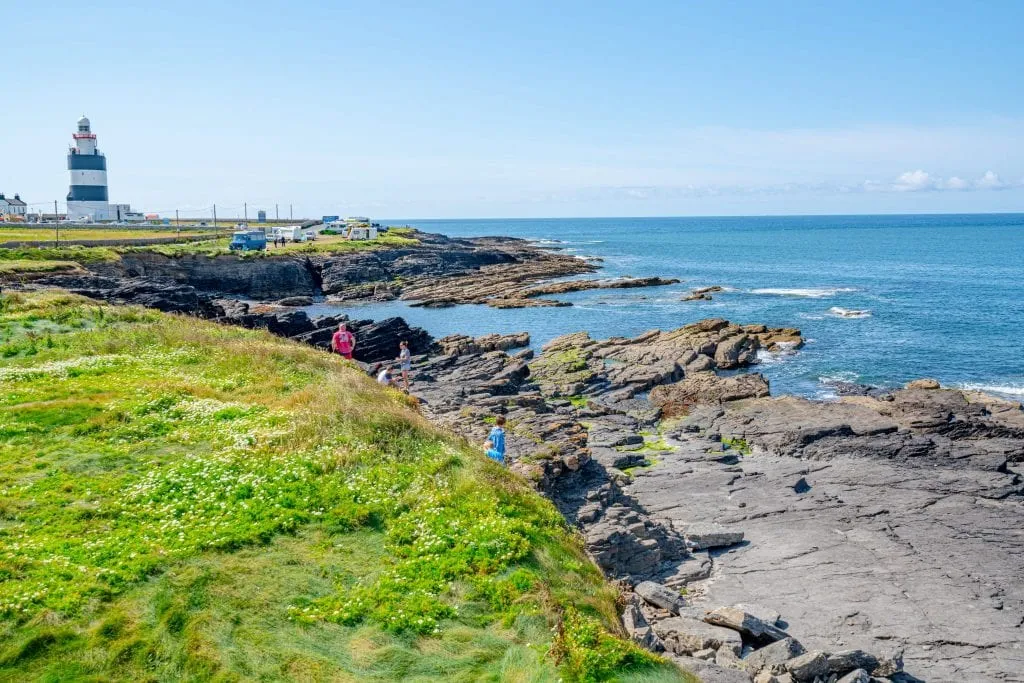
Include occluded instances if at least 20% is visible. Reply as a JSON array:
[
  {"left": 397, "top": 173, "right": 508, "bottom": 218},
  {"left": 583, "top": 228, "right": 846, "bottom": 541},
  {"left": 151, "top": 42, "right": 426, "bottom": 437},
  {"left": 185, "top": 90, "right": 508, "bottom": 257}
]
[
  {"left": 377, "top": 365, "right": 396, "bottom": 387},
  {"left": 397, "top": 340, "right": 412, "bottom": 391}
]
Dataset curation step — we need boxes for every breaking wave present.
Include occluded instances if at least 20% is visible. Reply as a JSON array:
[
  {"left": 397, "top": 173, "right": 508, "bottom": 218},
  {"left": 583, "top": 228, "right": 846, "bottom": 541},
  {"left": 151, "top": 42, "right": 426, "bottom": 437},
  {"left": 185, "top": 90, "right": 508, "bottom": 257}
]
[
  {"left": 818, "top": 371, "right": 860, "bottom": 385},
  {"left": 750, "top": 287, "right": 857, "bottom": 298},
  {"left": 960, "top": 383, "right": 1024, "bottom": 398},
  {"left": 828, "top": 307, "right": 872, "bottom": 319}
]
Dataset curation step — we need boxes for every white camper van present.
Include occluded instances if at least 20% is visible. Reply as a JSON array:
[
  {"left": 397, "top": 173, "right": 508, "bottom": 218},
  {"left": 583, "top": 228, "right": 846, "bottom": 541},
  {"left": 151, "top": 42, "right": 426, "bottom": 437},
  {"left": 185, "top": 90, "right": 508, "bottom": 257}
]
[{"left": 272, "top": 226, "right": 304, "bottom": 242}]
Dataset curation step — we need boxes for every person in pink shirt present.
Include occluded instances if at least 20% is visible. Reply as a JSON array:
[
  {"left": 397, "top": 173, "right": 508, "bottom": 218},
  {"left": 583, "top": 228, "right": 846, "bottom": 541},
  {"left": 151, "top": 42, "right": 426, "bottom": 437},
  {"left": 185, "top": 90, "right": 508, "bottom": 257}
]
[{"left": 330, "top": 323, "right": 356, "bottom": 360}]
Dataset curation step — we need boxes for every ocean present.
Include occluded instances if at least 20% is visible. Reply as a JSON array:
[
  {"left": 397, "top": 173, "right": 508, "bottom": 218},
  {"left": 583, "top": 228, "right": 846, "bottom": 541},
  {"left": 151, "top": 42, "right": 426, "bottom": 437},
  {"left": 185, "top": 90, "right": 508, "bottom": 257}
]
[{"left": 310, "top": 214, "right": 1024, "bottom": 400}]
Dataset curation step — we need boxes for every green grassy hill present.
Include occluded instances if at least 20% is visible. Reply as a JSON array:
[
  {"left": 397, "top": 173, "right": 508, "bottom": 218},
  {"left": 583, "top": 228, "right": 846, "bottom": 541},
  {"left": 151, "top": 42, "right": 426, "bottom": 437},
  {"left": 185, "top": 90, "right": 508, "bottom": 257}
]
[{"left": 0, "top": 291, "right": 691, "bottom": 682}]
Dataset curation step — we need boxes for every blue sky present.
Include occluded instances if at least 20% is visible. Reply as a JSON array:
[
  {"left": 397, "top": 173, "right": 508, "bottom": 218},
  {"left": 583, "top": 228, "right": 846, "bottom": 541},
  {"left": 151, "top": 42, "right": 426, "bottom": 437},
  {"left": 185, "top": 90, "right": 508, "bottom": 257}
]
[{"left": 4, "top": 0, "right": 1024, "bottom": 218}]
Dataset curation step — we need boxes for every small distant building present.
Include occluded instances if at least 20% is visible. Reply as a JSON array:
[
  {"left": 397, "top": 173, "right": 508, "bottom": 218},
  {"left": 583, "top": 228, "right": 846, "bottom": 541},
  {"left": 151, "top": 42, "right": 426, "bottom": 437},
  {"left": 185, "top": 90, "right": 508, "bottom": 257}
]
[
  {"left": 348, "top": 225, "right": 378, "bottom": 240},
  {"left": 0, "top": 193, "right": 27, "bottom": 217},
  {"left": 345, "top": 216, "right": 370, "bottom": 224},
  {"left": 257, "top": 210, "right": 267, "bottom": 223}
]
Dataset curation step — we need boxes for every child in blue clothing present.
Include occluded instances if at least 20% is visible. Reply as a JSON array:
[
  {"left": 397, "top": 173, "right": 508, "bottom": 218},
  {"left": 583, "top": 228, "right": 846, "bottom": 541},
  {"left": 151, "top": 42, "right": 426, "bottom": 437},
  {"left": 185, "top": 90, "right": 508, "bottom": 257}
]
[
  {"left": 487, "top": 415, "right": 506, "bottom": 461},
  {"left": 484, "top": 439, "right": 505, "bottom": 465}
]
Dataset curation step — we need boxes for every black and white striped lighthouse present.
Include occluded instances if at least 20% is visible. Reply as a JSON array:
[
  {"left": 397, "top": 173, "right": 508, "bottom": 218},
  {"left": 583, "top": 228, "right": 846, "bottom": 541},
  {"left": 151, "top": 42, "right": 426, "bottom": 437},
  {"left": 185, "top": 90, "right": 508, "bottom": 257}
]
[{"left": 66, "top": 115, "right": 111, "bottom": 221}]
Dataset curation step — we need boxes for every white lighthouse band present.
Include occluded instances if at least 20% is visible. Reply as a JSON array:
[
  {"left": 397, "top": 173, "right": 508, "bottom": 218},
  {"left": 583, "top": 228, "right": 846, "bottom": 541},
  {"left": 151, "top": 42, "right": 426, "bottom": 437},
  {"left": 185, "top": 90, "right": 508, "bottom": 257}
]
[{"left": 66, "top": 115, "right": 112, "bottom": 221}]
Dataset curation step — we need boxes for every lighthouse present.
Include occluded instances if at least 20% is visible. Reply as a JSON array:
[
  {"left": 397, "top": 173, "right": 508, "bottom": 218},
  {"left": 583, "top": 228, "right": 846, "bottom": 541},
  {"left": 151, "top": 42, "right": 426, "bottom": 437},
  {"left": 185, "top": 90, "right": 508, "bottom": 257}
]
[{"left": 66, "top": 115, "right": 111, "bottom": 221}]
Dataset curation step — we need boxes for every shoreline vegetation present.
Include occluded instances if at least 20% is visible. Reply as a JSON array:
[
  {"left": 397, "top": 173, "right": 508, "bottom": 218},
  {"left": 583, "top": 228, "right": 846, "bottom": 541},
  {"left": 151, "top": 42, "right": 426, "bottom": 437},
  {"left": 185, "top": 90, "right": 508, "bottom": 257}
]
[{"left": 0, "top": 290, "right": 689, "bottom": 682}]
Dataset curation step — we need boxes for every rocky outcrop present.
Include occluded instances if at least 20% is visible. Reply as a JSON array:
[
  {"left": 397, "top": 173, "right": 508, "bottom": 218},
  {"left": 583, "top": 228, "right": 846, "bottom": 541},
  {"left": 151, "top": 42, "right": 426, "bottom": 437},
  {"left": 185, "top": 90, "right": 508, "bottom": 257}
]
[
  {"left": 503, "top": 276, "right": 681, "bottom": 307},
  {"left": 397, "top": 255, "right": 596, "bottom": 308},
  {"left": 683, "top": 285, "right": 724, "bottom": 301},
  {"left": 530, "top": 320, "right": 801, "bottom": 400},
  {"left": 71, "top": 230, "right": 620, "bottom": 307},
  {"left": 90, "top": 252, "right": 319, "bottom": 299},
  {"left": 33, "top": 274, "right": 218, "bottom": 316},
  {"left": 33, "top": 273, "right": 432, "bottom": 364},
  {"left": 623, "top": 386, "right": 1024, "bottom": 681},
  {"left": 436, "top": 332, "right": 530, "bottom": 356},
  {"left": 316, "top": 243, "right": 518, "bottom": 297},
  {"left": 650, "top": 373, "right": 771, "bottom": 414},
  {"left": 428, "top": 318, "right": 1018, "bottom": 681}
]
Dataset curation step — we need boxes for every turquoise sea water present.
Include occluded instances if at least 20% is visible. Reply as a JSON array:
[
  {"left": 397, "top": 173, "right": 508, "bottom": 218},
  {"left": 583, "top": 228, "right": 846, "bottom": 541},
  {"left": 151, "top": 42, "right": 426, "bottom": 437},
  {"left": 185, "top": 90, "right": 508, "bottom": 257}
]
[{"left": 313, "top": 214, "right": 1024, "bottom": 400}]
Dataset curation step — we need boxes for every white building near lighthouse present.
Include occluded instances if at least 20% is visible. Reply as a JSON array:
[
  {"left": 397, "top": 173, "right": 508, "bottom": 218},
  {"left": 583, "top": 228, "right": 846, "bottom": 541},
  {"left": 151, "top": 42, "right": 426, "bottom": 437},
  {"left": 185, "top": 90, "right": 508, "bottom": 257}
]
[{"left": 66, "top": 115, "right": 112, "bottom": 221}]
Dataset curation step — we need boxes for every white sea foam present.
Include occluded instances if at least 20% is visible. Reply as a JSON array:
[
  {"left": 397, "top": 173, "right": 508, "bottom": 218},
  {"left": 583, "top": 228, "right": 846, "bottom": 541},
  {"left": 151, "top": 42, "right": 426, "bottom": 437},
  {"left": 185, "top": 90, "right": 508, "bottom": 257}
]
[
  {"left": 750, "top": 287, "right": 857, "bottom": 298},
  {"left": 818, "top": 371, "right": 860, "bottom": 385},
  {"left": 813, "top": 387, "right": 840, "bottom": 401},
  {"left": 828, "top": 307, "right": 872, "bottom": 319},
  {"left": 960, "top": 383, "right": 1024, "bottom": 398},
  {"left": 755, "top": 346, "right": 799, "bottom": 366}
]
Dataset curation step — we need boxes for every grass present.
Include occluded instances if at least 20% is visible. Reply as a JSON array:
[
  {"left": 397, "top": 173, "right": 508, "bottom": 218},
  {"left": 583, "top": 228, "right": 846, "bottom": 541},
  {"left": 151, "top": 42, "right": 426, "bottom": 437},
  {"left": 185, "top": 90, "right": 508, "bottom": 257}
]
[
  {"left": 0, "top": 291, "right": 691, "bottom": 682},
  {"left": 0, "top": 245, "right": 120, "bottom": 264},
  {"left": 0, "top": 227, "right": 219, "bottom": 242},
  {"left": 530, "top": 347, "right": 596, "bottom": 395},
  {"left": 0, "top": 232, "right": 421, "bottom": 276},
  {"left": 119, "top": 232, "right": 420, "bottom": 259},
  {"left": 621, "top": 457, "right": 661, "bottom": 477},
  {"left": 0, "top": 260, "right": 81, "bottom": 275},
  {"left": 721, "top": 436, "right": 752, "bottom": 455}
]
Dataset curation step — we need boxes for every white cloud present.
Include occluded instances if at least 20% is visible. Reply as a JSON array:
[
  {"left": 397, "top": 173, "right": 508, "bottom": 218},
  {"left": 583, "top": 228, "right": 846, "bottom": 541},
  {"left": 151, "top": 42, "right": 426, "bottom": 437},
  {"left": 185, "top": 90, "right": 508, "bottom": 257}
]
[
  {"left": 863, "top": 169, "right": 1018, "bottom": 193},
  {"left": 975, "top": 170, "right": 1007, "bottom": 190},
  {"left": 892, "top": 170, "right": 937, "bottom": 192}
]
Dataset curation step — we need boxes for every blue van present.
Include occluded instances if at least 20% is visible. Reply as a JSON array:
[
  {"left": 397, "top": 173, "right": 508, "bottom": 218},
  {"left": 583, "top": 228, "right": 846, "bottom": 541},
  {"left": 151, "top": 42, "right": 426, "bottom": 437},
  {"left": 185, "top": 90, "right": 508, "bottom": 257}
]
[{"left": 229, "top": 230, "right": 267, "bottom": 251}]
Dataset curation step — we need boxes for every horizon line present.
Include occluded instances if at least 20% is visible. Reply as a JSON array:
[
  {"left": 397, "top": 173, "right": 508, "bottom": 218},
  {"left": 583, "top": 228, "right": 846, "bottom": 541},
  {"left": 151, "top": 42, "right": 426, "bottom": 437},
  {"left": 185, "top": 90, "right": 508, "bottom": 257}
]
[{"left": 381, "top": 210, "right": 1024, "bottom": 222}]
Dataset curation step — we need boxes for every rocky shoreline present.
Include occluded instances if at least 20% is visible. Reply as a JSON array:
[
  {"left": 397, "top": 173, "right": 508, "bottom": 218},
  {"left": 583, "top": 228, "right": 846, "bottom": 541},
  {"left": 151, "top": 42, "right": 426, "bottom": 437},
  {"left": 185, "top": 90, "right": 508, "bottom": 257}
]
[
  {"left": 60, "top": 230, "right": 678, "bottom": 309},
  {"left": 9, "top": 230, "right": 1024, "bottom": 682}
]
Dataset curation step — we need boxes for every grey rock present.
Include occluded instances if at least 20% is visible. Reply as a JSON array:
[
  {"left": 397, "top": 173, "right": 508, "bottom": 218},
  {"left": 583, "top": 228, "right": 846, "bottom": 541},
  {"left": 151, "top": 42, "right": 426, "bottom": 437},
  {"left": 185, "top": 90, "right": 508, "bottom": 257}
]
[
  {"left": 873, "top": 648, "right": 904, "bottom": 677},
  {"left": 683, "top": 523, "right": 745, "bottom": 550},
  {"left": 620, "top": 386, "right": 1024, "bottom": 682},
  {"left": 276, "top": 295, "right": 313, "bottom": 306},
  {"left": 716, "top": 646, "right": 749, "bottom": 671},
  {"left": 734, "top": 603, "right": 782, "bottom": 627},
  {"left": 654, "top": 616, "right": 744, "bottom": 656},
  {"left": 754, "top": 673, "right": 794, "bottom": 683},
  {"left": 670, "top": 655, "right": 754, "bottom": 683},
  {"left": 650, "top": 372, "right": 771, "bottom": 411},
  {"left": 705, "top": 606, "right": 789, "bottom": 644},
  {"left": 826, "top": 650, "right": 878, "bottom": 675},
  {"left": 622, "top": 598, "right": 662, "bottom": 651},
  {"left": 635, "top": 580, "right": 686, "bottom": 614},
  {"left": 785, "top": 651, "right": 829, "bottom": 681},
  {"left": 743, "top": 637, "right": 806, "bottom": 675},
  {"left": 836, "top": 669, "right": 871, "bottom": 683}
]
